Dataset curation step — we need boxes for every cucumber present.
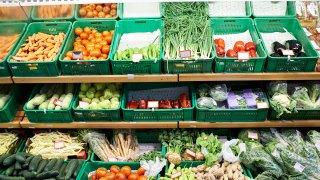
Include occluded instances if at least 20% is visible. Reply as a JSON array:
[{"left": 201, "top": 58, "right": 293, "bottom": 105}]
[
  {"left": 36, "top": 171, "right": 59, "bottom": 179},
  {"left": 36, "top": 159, "right": 48, "bottom": 174},
  {"left": 15, "top": 154, "right": 26, "bottom": 164},
  {"left": 14, "top": 161, "right": 22, "bottom": 170},
  {"left": 72, "top": 159, "right": 84, "bottom": 178},
  {"left": 5, "top": 165, "right": 14, "bottom": 176},
  {"left": 64, "top": 160, "right": 78, "bottom": 179},
  {"left": 25, "top": 156, "right": 33, "bottom": 165},
  {"left": 21, "top": 163, "right": 28, "bottom": 169},
  {"left": 28, "top": 155, "right": 41, "bottom": 172},
  {"left": 44, "top": 158, "right": 57, "bottom": 172},
  {"left": 16, "top": 152, "right": 31, "bottom": 157},
  {"left": 52, "top": 158, "right": 64, "bottom": 171},
  {"left": 57, "top": 163, "right": 67, "bottom": 179},
  {"left": 3, "top": 155, "right": 16, "bottom": 166},
  {"left": 22, "top": 170, "right": 36, "bottom": 179},
  {"left": 12, "top": 170, "right": 18, "bottom": 176},
  {"left": 0, "top": 154, "right": 10, "bottom": 166},
  {"left": 0, "top": 175, "right": 25, "bottom": 180}
]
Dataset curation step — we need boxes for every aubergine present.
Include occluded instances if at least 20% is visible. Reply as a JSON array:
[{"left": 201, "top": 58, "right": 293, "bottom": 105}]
[
  {"left": 285, "top": 40, "right": 302, "bottom": 53},
  {"left": 297, "top": 52, "right": 307, "bottom": 57},
  {"left": 270, "top": 52, "right": 281, "bottom": 57},
  {"left": 272, "top": 41, "right": 286, "bottom": 55}
]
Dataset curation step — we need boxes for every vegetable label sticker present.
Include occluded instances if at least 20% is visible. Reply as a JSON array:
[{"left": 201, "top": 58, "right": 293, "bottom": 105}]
[
  {"left": 53, "top": 99, "right": 63, "bottom": 106},
  {"left": 72, "top": 51, "right": 83, "bottom": 60},
  {"left": 257, "top": 102, "right": 269, "bottom": 109},
  {"left": 248, "top": 132, "right": 259, "bottom": 140},
  {"left": 79, "top": 101, "right": 89, "bottom": 108},
  {"left": 281, "top": 49, "right": 295, "bottom": 56},
  {"left": 54, "top": 141, "right": 65, "bottom": 149},
  {"left": 171, "top": 172, "right": 182, "bottom": 179},
  {"left": 179, "top": 50, "right": 191, "bottom": 58},
  {"left": 294, "top": 162, "right": 305, "bottom": 173},
  {"left": 132, "top": 53, "right": 143, "bottom": 63},
  {"left": 147, "top": 101, "right": 159, "bottom": 108},
  {"left": 237, "top": 52, "right": 250, "bottom": 62}
]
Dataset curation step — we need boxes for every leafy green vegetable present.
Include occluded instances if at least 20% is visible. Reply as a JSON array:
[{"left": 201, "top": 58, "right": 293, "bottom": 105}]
[
  {"left": 135, "top": 151, "right": 164, "bottom": 162},
  {"left": 238, "top": 129, "right": 259, "bottom": 142},
  {"left": 269, "top": 93, "right": 297, "bottom": 118},
  {"left": 308, "top": 82, "right": 320, "bottom": 103},
  {"left": 196, "top": 132, "right": 221, "bottom": 167},
  {"left": 265, "top": 141, "right": 287, "bottom": 173},
  {"left": 163, "top": 2, "right": 208, "bottom": 17},
  {"left": 292, "top": 87, "right": 315, "bottom": 108},
  {"left": 196, "top": 97, "right": 217, "bottom": 109},
  {"left": 307, "top": 130, "right": 320, "bottom": 156}
]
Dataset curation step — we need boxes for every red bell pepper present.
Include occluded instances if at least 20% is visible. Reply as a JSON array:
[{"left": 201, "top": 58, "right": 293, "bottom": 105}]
[
  {"left": 138, "top": 99, "right": 147, "bottom": 109},
  {"left": 159, "top": 100, "right": 165, "bottom": 109},
  {"left": 233, "top": 41, "right": 245, "bottom": 52},
  {"left": 126, "top": 101, "right": 131, "bottom": 109},
  {"left": 172, "top": 100, "right": 180, "bottom": 109},
  {"left": 226, "top": 49, "right": 237, "bottom": 58},
  {"left": 180, "top": 93, "right": 188, "bottom": 108},
  {"left": 245, "top": 42, "right": 256, "bottom": 51},
  {"left": 162, "top": 100, "right": 172, "bottom": 109},
  {"left": 186, "top": 100, "right": 192, "bottom": 108},
  {"left": 129, "top": 100, "right": 138, "bottom": 109}
]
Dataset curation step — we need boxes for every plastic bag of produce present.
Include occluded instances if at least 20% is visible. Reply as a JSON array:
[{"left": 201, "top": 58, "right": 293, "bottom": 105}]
[
  {"left": 197, "top": 84, "right": 211, "bottom": 97},
  {"left": 222, "top": 139, "right": 246, "bottom": 163},
  {"left": 268, "top": 81, "right": 288, "bottom": 96},
  {"left": 83, "top": 132, "right": 109, "bottom": 162},
  {"left": 307, "top": 130, "right": 320, "bottom": 156},
  {"left": 291, "top": 86, "right": 316, "bottom": 108},
  {"left": 209, "top": 84, "right": 228, "bottom": 102},
  {"left": 265, "top": 141, "right": 288, "bottom": 173},
  {"left": 140, "top": 157, "right": 166, "bottom": 177},
  {"left": 197, "top": 97, "right": 217, "bottom": 109}
]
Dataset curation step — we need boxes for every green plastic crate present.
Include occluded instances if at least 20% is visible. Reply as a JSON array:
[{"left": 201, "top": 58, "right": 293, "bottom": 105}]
[
  {"left": 91, "top": 131, "right": 164, "bottom": 162},
  {"left": 252, "top": 1, "right": 296, "bottom": 18},
  {"left": 0, "top": 6, "right": 32, "bottom": 23},
  {"left": 31, "top": 5, "right": 75, "bottom": 21},
  {"left": 75, "top": 4, "right": 120, "bottom": 21},
  {"left": 72, "top": 97, "right": 121, "bottom": 122},
  {"left": 196, "top": 87, "right": 269, "bottom": 122},
  {"left": 110, "top": 19, "right": 162, "bottom": 74},
  {"left": 209, "top": 1, "right": 252, "bottom": 18},
  {"left": 59, "top": 20, "right": 116, "bottom": 75},
  {"left": 0, "top": 85, "right": 20, "bottom": 123},
  {"left": 8, "top": 22, "right": 72, "bottom": 77},
  {"left": 23, "top": 84, "right": 76, "bottom": 123},
  {"left": 119, "top": 3, "right": 163, "bottom": 19},
  {"left": 269, "top": 108, "right": 320, "bottom": 120},
  {"left": 254, "top": 18, "right": 318, "bottom": 72},
  {"left": 0, "top": 23, "right": 27, "bottom": 77},
  {"left": 122, "top": 83, "right": 195, "bottom": 122},
  {"left": 163, "top": 59, "right": 214, "bottom": 74},
  {"left": 212, "top": 18, "right": 267, "bottom": 73}
]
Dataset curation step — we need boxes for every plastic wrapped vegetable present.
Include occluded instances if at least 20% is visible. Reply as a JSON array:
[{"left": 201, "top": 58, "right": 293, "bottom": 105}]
[
  {"left": 238, "top": 129, "right": 259, "bottom": 142},
  {"left": 197, "top": 97, "right": 217, "bottom": 109},
  {"left": 197, "top": 84, "right": 211, "bottom": 97},
  {"left": 308, "top": 82, "right": 320, "bottom": 103},
  {"left": 222, "top": 139, "right": 246, "bottom": 163},
  {"left": 268, "top": 81, "right": 288, "bottom": 96},
  {"left": 307, "top": 130, "right": 320, "bottom": 156},
  {"left": 291, "top": 86, "right": 316, "bottom": 108},
  {"left": 269, "top": 93, "right": 297, "bottom": 118},
  {"left": 265, "top": 141, "right": 288, "bottom": 172},
  {"left": 209, "top": 84, "right": 228, "bottom": 102},
  {"left": 83, "top": 132, "right": 109, "bottom": 162}
]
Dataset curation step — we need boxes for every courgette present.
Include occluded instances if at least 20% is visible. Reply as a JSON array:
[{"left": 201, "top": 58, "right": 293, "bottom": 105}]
[
  {"left": 14, "top": 161, "right": 22, "bottom": 170},
  {"left": 5, "top": 165, "right": 15, "bottom": 176},
  {"left": 72, "top": 159, "right": 84, "bottom": 178},
  {"left": 36, "top": 159, "right": 48, "bottom": 174},
  {"left": 44, "top": 158, "right": 57, "bottom": 172},
  {"left": 0, "top": 175, "right": 25, "bottom": 180},
  {"left": 22, "top": 170, "right": 36, "bottom": 179},
  {"left": 12, "top": 170, "right": 17, "bottom": 176},
  {"left": 52, "top": 158, "right": 64, "bottom": 171},
  {"left": 57, "top": 163, "right": 67, "bottom": 179},
  {"left": 64, "top": 160, "right": 78, "bottom": 179},
  {"left": 28, "top": 155, "right": 41, "bottom": 172},
  {"left": 16, "top": 152, "right": 31, "bottom": 157},
  {"left": 15, "top": 154, "right": 26, "bottom": 164},
  {"left": 25, "top": 156, "right": 33, "bottom": 165},
  {"left": 0, "top": 154, "right": 9, "bottom": 166},
  {"left": 3, "top": 155, "right": 16, "bottom": 166},
  {"left": 36, "top": 171, "right": 59, "bottom": 179}
]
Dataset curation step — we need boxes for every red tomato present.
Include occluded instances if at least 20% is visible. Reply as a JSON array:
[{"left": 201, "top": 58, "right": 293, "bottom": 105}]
[
  {"left": 92, "top": 173, "right": 97, "bottom": 180},
  {"left": 245, "top": 42, "right": 256, "bottom": 51},
  {"left": 106, "top": 172, "right": 116, "bottom": 180},
  {"left": 249, "top": 49, "right": 257, "bottom": 57},
  {"left": 101, "top": 45, "right": 110, "bottom": 54},
  {"left": 216, "top": 46, "right": 225, "bottom": 57},
  {"left": 137, "top": 176, "right": 147, "bottom": 180},
  {"left": 110, "top": 165, "right": 120, "bottom": 174},
  {"left": 226, "top": 49, "right": 238, "bottom": 58},
  {"left": 128, "top": 174, "right": 139, "bottom": 180},
  {"left": 111, "top": 3, "right": 117, "bottom": 10},
  {"left": 214, "top": 38, "right": 225, "bottom": 49},
  {"left": 120, "top": 166, "right": 131, "bottom": 177},
  {"left": 105, "top": 35, "right": 112, "bottom": 44},
  {"left": 103, "top": 6, "right": 111, "bottom": 14},
  {"left": 96, "top": 168, "right": 108, "bottom": 178},
  {"left": 233, "top": 41, "right": 245, "bottom": 52},
  {"left": 115, "top": 172, "right": 126, "bottom": 180},
  {"left": 137, "top": 167, "right": 146, "bottom": 176}
]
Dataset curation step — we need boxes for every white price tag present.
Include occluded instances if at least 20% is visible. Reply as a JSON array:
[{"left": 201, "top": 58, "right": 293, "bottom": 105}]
[
  {"left": 53, "top": 99, "right": 63, "bottom": 106},
  {"left": 132, "top": 53, "right": 143, "bottom": 62},
  {"left": 303, "top": 28, "right": 312, "bottom": 36},
  {"left": 108, "top": 157, "right": 118, "bottom": 162},
  {"left": 281, "top": 49, "right": 295, "bottom": 56},
  {"left": 72, "top": 51, "right": 83, "bottom": 60},
  {"left": 248, "top": 132, "right": 259, "bottom": 140},
  {"left": 257, "top": 102, "right": 269, "bottom": 109},
  {"left": 238, "top": 52, "right": 250, "bottom": 60},
  {"left": 127, "top": 74, "right": 135, "bottom": 79},
  {"left": 147, "top": 101, "right": 159, "bottom": 108},
  {"left": 186, "top": 149, "right": 196, "bottom": 157},
  {"left": 294, "top": 162, "right": 305, "bottom": 173},
  {"left": 179, "top": 50, "right": 191, "bottom": 58},
  {"left": 171, "top": 172, "right": 182, "bottom": 179},
  {"left": 79, "top": 101, "right": 89, "bottom": 108},
  {"left": 315, "top": 141, "right": 320, "bottom": 151},
  {"left": 55, "top": 141, "right": 65, "bottom": 149}
]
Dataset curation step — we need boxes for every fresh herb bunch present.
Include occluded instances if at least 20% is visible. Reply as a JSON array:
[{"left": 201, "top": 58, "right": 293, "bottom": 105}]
[{"left": 135, "top": 151, "right": 164, "bottom": 162}]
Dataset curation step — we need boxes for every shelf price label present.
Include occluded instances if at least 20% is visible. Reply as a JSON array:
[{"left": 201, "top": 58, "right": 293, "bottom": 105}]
[
  {"left": 79, "top": 101, "right": 89, "bottom": 109},
  {"left": 248, "top": 132, "right": 259, "bottom": 140},
  {"left": 72, "top": 51, "right": 83, "bottom": 60},
  {"left": 132, "top": 53, "right": 143, "bottom": 63},
  {"left": 237, "top": 52, "right": 250, "bottom": 62},
  {"left": 294, "top": 162, "right": 305, "bottom": 173},
  {"left": 257, "top": 102, "right": 269, "bottom": 109},
  {"left": 180, "top": 50, "right": 191, "bottom": 58},
  {"left": 55, "top": 141, "right": 65, "bottom": 149},
  {"left": 281, "top": 49, "right": 294, "bottom": 56}
]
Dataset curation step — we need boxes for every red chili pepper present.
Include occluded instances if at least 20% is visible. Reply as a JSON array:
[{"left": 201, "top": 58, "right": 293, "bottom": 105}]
[
  {"left": 226, "top": 49, "right": 238, "bottom": 58},
  {"left": 180, "top": 93, "right": 188, "bottom": 108},
  {"left": 180, "top": 93, "right": 187, "bottom": 101},
  {"left": 233, "top": 41, "right": 245, "bottom": 52},
  {"left": 245, "top": 42, "right": 256, "bottom": 51},
  {"left": 130, "top": 100, "right": 138, "bottom": 109},
  {"left": 186, "top": 100, "right": 192, "bottom": 108},
  {"left": 126, "top": 101, "right": 131, "bottom": 109},
  {"left": 216, "top": 46, "right": 225, "bottom": 57},
  {"left": 138, "top": 99, "right": 147, "bottom": 109},
  {"left": 159, "top": 100, "right": 165, "bottom": 109},
  {"left": 172, "top": 100, "right": 180, "bottom": 109},
  {"left": 162, "top": 100, "right": 172, "bottom": 109},
  {"left": 249, "top": 49, "right": 257, "bottom": 57},
  {"left": 214, "top": 38, "right": 225, "bottom": 49}
]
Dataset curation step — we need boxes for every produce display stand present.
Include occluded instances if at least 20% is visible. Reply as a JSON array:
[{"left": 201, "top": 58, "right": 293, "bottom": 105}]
[{"left": 0, "top": 77, "right": 13, "bottom": 84}]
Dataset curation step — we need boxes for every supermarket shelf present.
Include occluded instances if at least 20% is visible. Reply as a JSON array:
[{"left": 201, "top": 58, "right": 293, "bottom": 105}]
[
  {"left": 20, "top": 117, "right": 178, "bottom": 129},
  {"left": 0, "top": 110, "right": 24, "bottom": 129},
  {"left": 0, "top": 77, "right": 13, "bottom": 84},
  {"left": 179, "top": 72, "right": 320, "bottom": 81},
  {"left": 179, "top": 120, "right": 320, "bottom": 128},
  {"left": 12, "top": 74, "right": 178, "bottom": 83}
]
